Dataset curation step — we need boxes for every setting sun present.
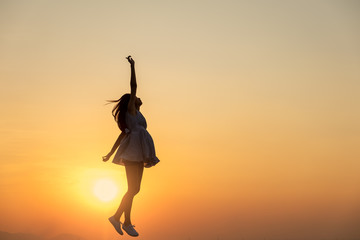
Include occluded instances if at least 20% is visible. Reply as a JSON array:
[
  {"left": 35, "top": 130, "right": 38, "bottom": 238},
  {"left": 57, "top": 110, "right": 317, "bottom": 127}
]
[{"left": 93, "top": 178, "right": 118, "bottom": 202}]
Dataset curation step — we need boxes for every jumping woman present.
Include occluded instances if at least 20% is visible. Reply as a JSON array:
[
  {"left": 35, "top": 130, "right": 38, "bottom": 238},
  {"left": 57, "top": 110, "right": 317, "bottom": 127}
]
[{"left": 102, "top": 56, "right": 160, "bottom": 237}]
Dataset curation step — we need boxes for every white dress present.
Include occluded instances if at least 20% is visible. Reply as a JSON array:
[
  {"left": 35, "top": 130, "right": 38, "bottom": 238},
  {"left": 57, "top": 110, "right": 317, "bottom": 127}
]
[{"left": 112, "top": 110, "right": 160, "bottom": 168}]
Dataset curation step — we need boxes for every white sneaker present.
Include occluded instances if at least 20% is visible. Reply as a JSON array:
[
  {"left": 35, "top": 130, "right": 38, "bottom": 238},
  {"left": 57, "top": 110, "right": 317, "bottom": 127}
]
[
  {"left": 122, "top": 223, "right": 139, "bottom": 237},
  {"left": 108, "top": 216, "right": 123, "bottom": 235}
]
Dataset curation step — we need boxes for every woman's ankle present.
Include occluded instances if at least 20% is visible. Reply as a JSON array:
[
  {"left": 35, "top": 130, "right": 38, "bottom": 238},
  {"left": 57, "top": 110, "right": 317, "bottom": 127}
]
[
  {"left": 113, "top": 214, "right": 121, "bottom": 222},
  {"left": 123, "top": 220, "right": 132, "bottom": 226}
]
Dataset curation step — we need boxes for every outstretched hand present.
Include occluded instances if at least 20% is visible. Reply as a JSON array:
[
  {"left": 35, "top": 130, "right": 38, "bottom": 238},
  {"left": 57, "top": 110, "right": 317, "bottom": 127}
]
[
  {"left": 126, "top": 55, "right": 135, "bottom": 65},
  {"left": 102, "top": 154, "right": 111, "bottom": 162}
]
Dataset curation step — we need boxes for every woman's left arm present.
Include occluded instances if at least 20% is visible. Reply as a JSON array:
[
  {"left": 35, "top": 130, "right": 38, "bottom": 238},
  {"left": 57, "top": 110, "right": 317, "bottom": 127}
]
[
  {"left": 102, "top": 132, "right": 126, "bottom": 162},
  {"left": 127, "top": 56, "right": 137, "bottom": 115}
]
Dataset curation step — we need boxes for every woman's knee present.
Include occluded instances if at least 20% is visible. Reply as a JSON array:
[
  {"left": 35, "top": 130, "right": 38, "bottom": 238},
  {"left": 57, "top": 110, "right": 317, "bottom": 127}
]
[{"left": 128, "top": 185, "right": 141, "bottom": 196}]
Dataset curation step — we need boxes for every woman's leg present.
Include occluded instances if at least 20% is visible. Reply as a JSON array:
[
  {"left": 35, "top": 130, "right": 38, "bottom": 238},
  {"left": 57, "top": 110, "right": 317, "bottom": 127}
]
[{"left": 113, "top": 162, "right": 144, "bottom": 225}]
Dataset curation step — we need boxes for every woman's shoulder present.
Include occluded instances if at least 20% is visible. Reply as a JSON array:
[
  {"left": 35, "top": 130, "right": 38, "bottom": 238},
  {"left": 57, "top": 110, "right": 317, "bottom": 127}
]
[{"left": 126, "top": 110, "right": 138, "bottom": 117}]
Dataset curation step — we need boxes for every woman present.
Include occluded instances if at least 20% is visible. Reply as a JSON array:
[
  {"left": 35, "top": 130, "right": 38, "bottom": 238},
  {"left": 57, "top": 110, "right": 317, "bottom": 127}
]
[{"left": 102, "top": 56, "right": 160, "bottom": 237}]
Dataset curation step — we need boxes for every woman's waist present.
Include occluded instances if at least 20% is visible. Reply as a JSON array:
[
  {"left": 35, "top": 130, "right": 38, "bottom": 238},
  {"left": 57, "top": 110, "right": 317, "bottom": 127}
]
[{"left": 127, "top": 127, "right": 147, "bottom": 133}]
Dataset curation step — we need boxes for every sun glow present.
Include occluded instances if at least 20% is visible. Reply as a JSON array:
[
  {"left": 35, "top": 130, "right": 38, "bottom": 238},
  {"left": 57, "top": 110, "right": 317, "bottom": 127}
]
[{"left": 92, "top": 178, "right": 118, "bottom": 202}]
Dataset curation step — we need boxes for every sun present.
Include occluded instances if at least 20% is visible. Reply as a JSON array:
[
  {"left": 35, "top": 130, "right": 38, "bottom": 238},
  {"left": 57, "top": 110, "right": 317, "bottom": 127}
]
[{"left": 93, "top": 178, "right": 118, "bottom": 202}]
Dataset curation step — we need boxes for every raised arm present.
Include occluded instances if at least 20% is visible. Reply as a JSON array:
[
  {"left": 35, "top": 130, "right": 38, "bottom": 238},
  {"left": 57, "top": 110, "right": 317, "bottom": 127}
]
[
  {"left": 126, "top": 56, "right": 137, "bottom": 115},
  {"left": 102, "top": 132, "right": 126, "bottom": 162}
]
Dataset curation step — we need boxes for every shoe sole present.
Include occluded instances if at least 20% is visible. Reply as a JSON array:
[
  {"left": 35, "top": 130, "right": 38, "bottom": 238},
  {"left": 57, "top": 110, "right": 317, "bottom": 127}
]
[{"left": 122, "top": 226, "right": 139, "bottom": 237}]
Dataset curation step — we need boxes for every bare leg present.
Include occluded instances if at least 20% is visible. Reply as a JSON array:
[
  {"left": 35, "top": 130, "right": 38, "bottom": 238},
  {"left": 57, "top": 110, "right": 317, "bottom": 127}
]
[{"left": 113, "top": 162, "right": 144, "bottom": 225}]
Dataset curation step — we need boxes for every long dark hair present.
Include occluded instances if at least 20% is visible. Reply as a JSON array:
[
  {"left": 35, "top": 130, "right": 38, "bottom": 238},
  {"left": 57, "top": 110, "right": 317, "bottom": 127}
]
[{"left": 107, "top": 93, "right": 130, "bottom": 132}]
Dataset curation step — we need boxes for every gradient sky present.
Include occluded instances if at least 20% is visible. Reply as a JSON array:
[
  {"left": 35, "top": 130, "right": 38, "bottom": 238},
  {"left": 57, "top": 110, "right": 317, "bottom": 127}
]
[{"left": 1, "top": 1, "right": 360, "bottom": 240}]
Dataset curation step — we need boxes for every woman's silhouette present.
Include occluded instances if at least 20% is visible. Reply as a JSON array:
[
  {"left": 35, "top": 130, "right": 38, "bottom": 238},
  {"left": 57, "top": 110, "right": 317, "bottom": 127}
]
[{"left": 102, "top": 56, "right": 160, "bottom": 237}]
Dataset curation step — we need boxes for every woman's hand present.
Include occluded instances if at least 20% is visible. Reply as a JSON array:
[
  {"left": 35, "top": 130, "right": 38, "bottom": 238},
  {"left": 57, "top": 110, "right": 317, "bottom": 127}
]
[
  {"left": 102, "top": 153, "right": 112, "bottom": 162},
  {"left": 126, "top": 55, "right": 135, "bottom": 66}
]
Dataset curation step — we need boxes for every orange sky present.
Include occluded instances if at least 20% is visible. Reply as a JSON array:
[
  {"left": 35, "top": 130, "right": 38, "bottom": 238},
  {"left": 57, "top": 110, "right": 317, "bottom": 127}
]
[{"left": 1, "top": 1, "right": 360, "bottom": 239}]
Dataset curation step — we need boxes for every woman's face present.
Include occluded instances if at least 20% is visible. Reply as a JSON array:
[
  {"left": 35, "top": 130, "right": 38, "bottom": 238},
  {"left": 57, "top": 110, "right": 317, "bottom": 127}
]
[{"left": 135, "top": 97, "right": 142, "bottom": 107}]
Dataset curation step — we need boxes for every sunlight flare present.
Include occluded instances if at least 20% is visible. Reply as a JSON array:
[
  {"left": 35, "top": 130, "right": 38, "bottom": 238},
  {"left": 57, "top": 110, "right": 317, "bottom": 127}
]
[{"left": 93, "top": 178, "right": 118, "bottom": 202}]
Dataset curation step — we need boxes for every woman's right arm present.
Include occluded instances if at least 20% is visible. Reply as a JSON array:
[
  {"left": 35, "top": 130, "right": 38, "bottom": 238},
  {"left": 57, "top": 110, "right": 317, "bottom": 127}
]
[
  {"left": 102, "top": 132, "right": 126, "bottom": 162},
  {"left": 127, "top": 56, "right": 137, "bottom": 115}
]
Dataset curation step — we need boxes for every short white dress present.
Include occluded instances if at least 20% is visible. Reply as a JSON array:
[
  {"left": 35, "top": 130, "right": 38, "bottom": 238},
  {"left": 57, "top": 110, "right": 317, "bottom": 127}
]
[{"left": 112, "top": 110, "right": 160, "bottom": 168}]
